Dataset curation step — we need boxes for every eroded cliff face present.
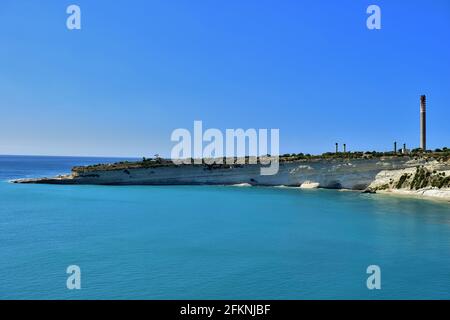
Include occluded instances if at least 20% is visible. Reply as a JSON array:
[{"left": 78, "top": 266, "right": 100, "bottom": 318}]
[
  {"left": 17, "top": 157, "right": 423, "bottom": 190},
  {"left": 367, "top": 160, "right": 450, "bottom": 200}
]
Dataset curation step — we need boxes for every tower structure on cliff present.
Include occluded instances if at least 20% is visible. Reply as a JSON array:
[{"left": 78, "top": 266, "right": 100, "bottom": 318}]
[{"left": 420, "top": 95, "right": 427, "bottom": 151}]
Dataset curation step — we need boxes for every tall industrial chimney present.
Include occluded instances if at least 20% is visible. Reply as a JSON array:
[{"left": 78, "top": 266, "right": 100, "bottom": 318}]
[{"left": 420, "top": 95, "right": 426, "bottom": 151}]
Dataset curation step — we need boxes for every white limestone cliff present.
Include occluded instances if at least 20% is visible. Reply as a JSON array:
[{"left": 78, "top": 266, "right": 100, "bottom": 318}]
[{"left": 13, "top": 157, "right": 450, "bottom": 202}]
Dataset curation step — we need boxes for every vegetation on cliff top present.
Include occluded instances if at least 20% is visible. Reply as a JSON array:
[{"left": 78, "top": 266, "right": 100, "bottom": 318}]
[
  {"left": 72, "top": 148, "right": 450, "bottom": 173},
  {"left": 371, "top": 165, "right": 450, "bottom": 192}
]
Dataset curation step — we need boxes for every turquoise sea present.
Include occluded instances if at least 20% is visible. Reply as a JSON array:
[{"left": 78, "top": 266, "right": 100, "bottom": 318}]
[{"left": 1, "top": 155, "right": 450, "bottom": 299}]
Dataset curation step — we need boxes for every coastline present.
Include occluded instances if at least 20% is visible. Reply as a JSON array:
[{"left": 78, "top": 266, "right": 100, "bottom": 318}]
[
  {"left": 375, "top": 188, "right": 450, "bottom": 203},
  {"left": 236, "top": 184, "right": 450, "bottom": 203},
  {"left": 12, "top": 157, "right": 412, "bottom": 188},
  {"left": 10, "top": 156, "right": 450, "bottom": 203}
]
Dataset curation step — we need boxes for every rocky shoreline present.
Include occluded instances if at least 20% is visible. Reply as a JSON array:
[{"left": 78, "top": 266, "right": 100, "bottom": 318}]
[
  {"left": 12, "top": 157, "right": 450, "bottom": 202},
  {"left": 364, "top": 161, "right": 450, "bottom": 201}
]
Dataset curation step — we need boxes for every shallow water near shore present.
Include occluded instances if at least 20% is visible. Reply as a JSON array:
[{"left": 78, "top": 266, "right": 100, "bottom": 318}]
[{"left": 1, "top": 155, "right": 450, "bottom": 299}]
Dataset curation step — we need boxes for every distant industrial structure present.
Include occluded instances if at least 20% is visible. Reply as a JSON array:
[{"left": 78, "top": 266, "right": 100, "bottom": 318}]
[
  {"left": 402, "top": 143, "right": 409, "bottom": 155},
  {"left": 420, "top": 95, "right": 427, "bottom": 151},
  {"left": 334, "top": 143, "right": 347, "bottom": 154},
  {"left": 394, "top": 95, "right": 427, "bottom": 155},
  {"left": 335, "top": 95, "right": 428, "bottom": 155}
]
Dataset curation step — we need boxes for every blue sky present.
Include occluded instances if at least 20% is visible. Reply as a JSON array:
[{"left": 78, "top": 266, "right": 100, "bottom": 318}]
[{"left": 0, "top": 0, "right": 449, "bottom": 157}]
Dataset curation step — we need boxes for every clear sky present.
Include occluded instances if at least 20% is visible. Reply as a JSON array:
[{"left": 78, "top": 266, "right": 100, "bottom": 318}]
[{"left": 1, "top": 0, "right": 449, "bottom": 157}]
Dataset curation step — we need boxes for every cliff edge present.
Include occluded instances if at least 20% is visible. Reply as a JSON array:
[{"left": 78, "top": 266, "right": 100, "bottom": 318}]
[{"left": 366, "top": 160, "right": 450, "bottom": 201}]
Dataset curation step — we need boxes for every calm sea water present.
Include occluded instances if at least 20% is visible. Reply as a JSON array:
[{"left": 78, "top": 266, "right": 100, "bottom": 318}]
[{"left": 1, "top": 155, "right": 450, "bottom": 299}]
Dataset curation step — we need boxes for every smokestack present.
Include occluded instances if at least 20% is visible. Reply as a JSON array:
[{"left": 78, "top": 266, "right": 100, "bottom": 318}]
[
  {"left": 394, "top": 141, "right": 397, "bottom": 154},
  {"left": 343, "top": 144, "right": 346, "bottom": 153},
  {"left": 335, "top": 143, "right": 338, "bottom": 154},
  {"left": 420, "top": 95, "right": 426, "bottom": 151}
]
